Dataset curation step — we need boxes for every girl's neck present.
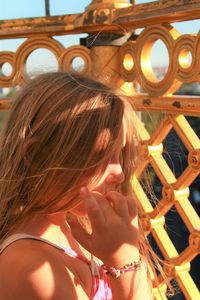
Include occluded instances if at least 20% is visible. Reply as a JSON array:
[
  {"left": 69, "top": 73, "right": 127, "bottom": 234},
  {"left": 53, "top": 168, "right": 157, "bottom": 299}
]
[
  {"left": 13, "top": 212, "right": 70, "bottom": 245},
  {"left": 12, "top": 212, "right": 91, "bottom": 259}
]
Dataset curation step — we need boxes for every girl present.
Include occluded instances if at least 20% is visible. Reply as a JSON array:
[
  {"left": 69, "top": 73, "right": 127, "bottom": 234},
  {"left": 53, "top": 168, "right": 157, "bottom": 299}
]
[{"left": 0, "top": 72, "right": 153, "bottom": 299}]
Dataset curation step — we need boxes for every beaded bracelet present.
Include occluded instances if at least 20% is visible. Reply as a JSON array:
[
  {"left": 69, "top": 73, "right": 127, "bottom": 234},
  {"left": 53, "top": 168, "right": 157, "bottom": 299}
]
[{"left": 102, "top": 256, "right": 142, "bottom": 278}]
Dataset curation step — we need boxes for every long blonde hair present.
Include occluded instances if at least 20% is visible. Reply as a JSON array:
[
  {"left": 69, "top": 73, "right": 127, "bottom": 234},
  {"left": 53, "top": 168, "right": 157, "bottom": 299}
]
[
  {"left": 0, "top": 72, "right": 176, "bottom": 297},
  {"left": 0, "top": 72, "right": 137, "bottom": 242}
]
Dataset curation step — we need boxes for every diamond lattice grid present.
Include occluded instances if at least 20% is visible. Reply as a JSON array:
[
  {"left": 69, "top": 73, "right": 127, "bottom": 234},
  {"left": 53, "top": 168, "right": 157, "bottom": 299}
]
[{"left": 132, "top": 112, "right": 200, "bottom": 300}]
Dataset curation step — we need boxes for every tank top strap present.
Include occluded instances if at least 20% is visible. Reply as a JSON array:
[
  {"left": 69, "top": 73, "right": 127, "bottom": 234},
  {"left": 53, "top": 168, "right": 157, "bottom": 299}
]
[
  {"left": 0, "top": 233, "right": 89, "bottom": 262},
  {"left": 0, "top": 233, "right": 65, "bottom": 254}
]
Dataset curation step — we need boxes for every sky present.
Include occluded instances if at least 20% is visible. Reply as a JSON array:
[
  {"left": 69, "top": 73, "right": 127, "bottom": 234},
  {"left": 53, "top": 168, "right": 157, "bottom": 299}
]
[{"left": 0, "top": 0, "right": 199, "bottom": 77}]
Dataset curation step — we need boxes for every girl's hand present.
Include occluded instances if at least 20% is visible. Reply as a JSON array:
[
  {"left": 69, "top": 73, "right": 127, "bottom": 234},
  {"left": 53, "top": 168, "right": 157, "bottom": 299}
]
[{"left": 68, "top": 187, "right": 140, "bottom": 267}]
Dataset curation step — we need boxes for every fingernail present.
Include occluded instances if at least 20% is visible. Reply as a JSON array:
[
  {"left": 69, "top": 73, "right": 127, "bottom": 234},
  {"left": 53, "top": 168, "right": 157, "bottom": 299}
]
[
  {"left": 80, "top": 187, "right": 98, "bottom": 207},
  {"left": 80, "top": 187, "right": 92, "bottom": 201},
  {"left": 80, "top": 186, "right": 89, "bottom": 196}
]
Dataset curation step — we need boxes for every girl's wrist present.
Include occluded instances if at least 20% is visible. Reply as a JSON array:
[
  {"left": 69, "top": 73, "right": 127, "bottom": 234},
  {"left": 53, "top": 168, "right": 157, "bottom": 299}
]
[
  {"left": 101, "top": 247, "right": 140, "bottom": 268},
  {"left": 102, "top": 256, "right": 142, "bottom": 278}
]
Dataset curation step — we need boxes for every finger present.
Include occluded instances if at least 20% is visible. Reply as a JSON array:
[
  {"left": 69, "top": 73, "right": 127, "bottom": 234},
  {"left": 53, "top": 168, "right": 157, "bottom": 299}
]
[
  {"left": 126, "top": 196, "right": 139, "bottom": 229},
  {"left": 105, "top": 191, "right": 129, "bottom": 219},
  {"left": 67, "top": 218, "right": 92, "bottom": 252},
  {"left": 80, "top": 187, "right": 105, "bottom": 230},
  {"left": 126, "top": 196, "right": 138, "bottom": 217},
  {"left": 91, "top": 191, "right": 114, "bottom": 220}
]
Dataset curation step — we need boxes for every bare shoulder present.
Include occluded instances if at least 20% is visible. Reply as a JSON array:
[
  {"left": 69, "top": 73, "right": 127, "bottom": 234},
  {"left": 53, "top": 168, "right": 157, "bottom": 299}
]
[{"left": 0, "top": 240, "right": 80, "bottom": 300}]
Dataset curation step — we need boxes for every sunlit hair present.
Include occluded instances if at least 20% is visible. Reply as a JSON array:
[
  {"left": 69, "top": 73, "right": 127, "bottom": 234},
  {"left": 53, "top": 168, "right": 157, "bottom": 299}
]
[
  {"left": 0, "top": 72, "right": 176, "bottom": 297},
  {"left": 0, "top": 72, "right": 138, "bottom": 241}
]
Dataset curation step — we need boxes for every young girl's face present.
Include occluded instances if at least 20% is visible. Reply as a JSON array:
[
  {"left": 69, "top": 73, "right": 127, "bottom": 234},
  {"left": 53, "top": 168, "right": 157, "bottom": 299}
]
[{"left": 71, "top": 120, "right": 127, "bottom": 216}]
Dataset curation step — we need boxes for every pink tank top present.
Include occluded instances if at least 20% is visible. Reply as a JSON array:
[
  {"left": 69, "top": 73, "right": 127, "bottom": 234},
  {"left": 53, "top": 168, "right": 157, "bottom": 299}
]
[{"left": 0, "top": 233, "right": 112, "bottom": 300}]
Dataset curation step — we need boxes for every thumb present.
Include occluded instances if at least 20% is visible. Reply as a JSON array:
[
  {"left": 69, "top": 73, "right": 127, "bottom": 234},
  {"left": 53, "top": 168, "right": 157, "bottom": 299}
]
[{"left": 67, "top": 218, "right": 92, "bottom": 252}]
